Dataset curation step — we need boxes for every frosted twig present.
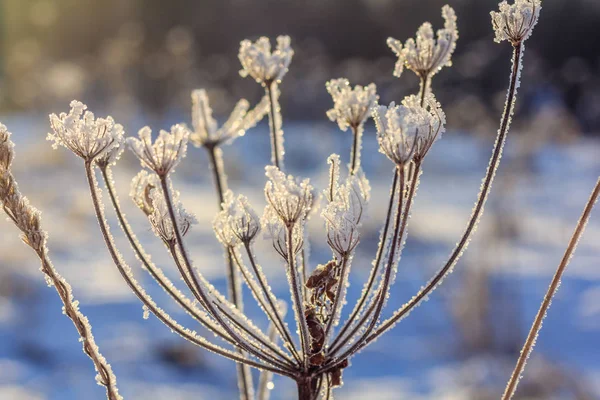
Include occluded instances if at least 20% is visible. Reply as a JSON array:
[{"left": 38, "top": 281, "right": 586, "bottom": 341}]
[
  {"left": 84, "top": 162, "right": 291, "bottom": 376},
  {"left": 0, "top": 126, "right": 122, "bottom": 400},
  {"left": 98, "top": 165, "right": 237, "bottom": 344},
  {"left": 502, "top": 178, "right": 600, "bottom": 400},
  {"left": 361, "top": 41, "right": 525, "bottom": 349}
]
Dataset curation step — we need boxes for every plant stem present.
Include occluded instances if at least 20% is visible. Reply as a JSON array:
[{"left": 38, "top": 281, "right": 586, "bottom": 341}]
[
  {"left": 361, "top": 42, "right": 525, "bottom": 347},
  {"left": 84, "top": 163, "right": 288, "bottom": 375},
  {"left": 502, "top": 178, "right": 600, "bottom": 400},
  {"left": 266, "top": 82, "right": 284, "bottom": 170},
  {"left": 296, "top": 376, "right": 317, "bottom": 400},
  {"left": 287, "top": 225, "right": 311, "bottom": 370},
  {"left": 204, "top": 144, "right": 253, "bottom": 400},
  {"left": 349, "top": 124, "right": 362, "bottom": 175},
  {"left": 328, "top": 168, "right": 399, "bottom": 351}
]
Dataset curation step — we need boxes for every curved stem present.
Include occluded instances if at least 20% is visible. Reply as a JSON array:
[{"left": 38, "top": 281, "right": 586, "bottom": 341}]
[
  {"left": 244, "top": 243, "right": 301, "bottom": 363},
  {"left": 99, "top": 166, "right": 234, "bottom": 343},
  {"left": 328, "top": 168, "right": 399, "bottom": 351},
  {"left": 286, "top": 225, "right": 311, "bottom": 370},
  {"left": 158, "top": 177, "right": 294, "bottom": 369},
  {"left": 84, "top": 163, "right": 289, "bottom": 377},
  {"left": 205, "top": 143, "right": 253, "bottom": 399},
  {"left": 330, "top": 161, "right": 421, "bottom": 356},
  {"left": 360, "top": 42, "right": 525, "bottom": 349},
  {"left": 349, "top": 124, "right": 362, "bottom": 175},
  {"left": 502, "top": 178, "right": 600, "bottom": 400},
  {"left": 266, "top": 82, "right": 284, "bottom": 170}
]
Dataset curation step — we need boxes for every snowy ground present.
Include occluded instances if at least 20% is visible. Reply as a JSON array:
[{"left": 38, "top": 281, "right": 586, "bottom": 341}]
[{"left": 0, "top": 115, "right": 599, "bottom": 399}]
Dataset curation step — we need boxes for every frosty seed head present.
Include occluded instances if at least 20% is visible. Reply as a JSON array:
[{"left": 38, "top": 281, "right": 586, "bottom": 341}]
[
  {"left": 491, "top": 0, "right": 541, "bottom": 45},
  {"left": 326, "top": 79, "right": 379, "bottom": 132},
  {"left": 322, "top": 155, "right": 371, "bottom": 256},
  {"left": 238, "top": 35, "right": 294, "bottom": 86},
  {"left": 214, "top": 191, "right": 261, "bottom": 246},
  {"left": 406, "top": 93, "right": 447, "bottom": 162},
  {"left": 189, "top": 89, "right": 269, "bottom": 147},
  {"left": 264, "top": 166, "right": 313, "bottom": 226},
  {"left": 213, "top": 191, "right": 240, "bottom": 247},
  {"left": 127, "top": 124, "right": 189, "bottom": 177},
  {"left": 48, "top": 100, "right": 125, "bottom": 162},
  {"left": 373, "top": 98, "right": 431, "bottom": 167},
  {"left": 261, "top": 205, "right": 304, "bottom": 260},
  {"left": 147, "top": 185, "right": 197, "bottom": 245},
  {"left": 130, "top": 170, "right": 159, "bottom": 216},
  {"left": 387, "top": 5, "right": 458, "bottom": 79},
  {"left": 0, "top": 123, "right": 14, "bottom": 170}
]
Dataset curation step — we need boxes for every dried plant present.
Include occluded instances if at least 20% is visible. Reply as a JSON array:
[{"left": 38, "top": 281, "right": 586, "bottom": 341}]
[{"left": 2, "top": 1, "right": 598, "bottom": 399}]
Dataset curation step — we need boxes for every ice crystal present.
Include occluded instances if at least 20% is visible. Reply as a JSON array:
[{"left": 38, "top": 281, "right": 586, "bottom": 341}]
[
  {"left": 325, "top": 79, "right": 378, "bottom": 132},
  {"left": 239, "top": 36, "right": 294, "bottom": 85},
  {"left": 264, "top": 166, "right": 313, "bottom": 225},
  {"left": 189, "top": 89, "right": 269, "bottom": 147},
  {"left": 261, "top": 205, "right": 303, "bottom": 260},
  {"left": 48, "top": 100, "right": 124, "bottom": 162},
  {"left": 387, "top": 5, "right": 458, "bottom": 78},
  {"left": 127, "top": 124, "right": 189, "bottom": 176},
  {"left": 491, "top": 0, "right": 541, "bottom": 45}
]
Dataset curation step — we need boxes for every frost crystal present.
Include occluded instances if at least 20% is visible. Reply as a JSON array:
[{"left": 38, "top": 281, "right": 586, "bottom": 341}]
[
  {"left": 147, "top": 183, "right": 197, "bottom": 244},
  {"left": 373, "top": 96, "right": 433, "bottom": 166},
  {"left": 264, "top": 166, "right": 313, "bottom": 225},
  {"left": 326, "top": 79, "right": 378, "bottom": 132},
  {"left": 189, "top": 89, "right": 269, "bottom": 147},
  {"left": 130, "top": 170, "right": 159, "bottom": 216},
  {"left": 126, "top": 124, "right": 189, "bottom": 176},
  {"left": 214, "top": 191, "right": 261, "bottom": 246},
  {"left": 387, "top": 5, "right": 458, "bottom": 78},
  {"left": 491, "top": 0, "right": 541, "bottom": 45},
  {"left": 48, "top": 100, "right": 124, "bottom": 162},
  {"left": 239, "top": 36, "right": 294, "bottom": 85}
]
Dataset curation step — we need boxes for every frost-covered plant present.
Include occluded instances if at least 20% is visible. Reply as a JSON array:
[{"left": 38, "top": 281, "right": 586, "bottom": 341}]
[{"left": 3, "top": 1, "right": 598, "bottom": 400}]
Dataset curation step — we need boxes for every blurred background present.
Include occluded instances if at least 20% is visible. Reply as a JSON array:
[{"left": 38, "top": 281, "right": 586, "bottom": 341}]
[{"left": 1, "top": 0, "right": 599, "bottom": 399}]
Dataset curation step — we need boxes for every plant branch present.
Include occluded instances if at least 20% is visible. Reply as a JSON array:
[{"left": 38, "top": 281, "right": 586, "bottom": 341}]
[{"left": 501, "top": 178, "right": 600, "bottom": 400}]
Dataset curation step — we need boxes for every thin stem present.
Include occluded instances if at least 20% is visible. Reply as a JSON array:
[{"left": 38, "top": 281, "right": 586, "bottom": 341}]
[
  {"left": 329, "top": 168, "right": 399, "bottom": 351},
  {"left": 330, "top": 160, "right": 421, "bottom": 356},
  {"left": 502, "top": 178, "right": 600, "bottom": 400},
  {"left": 244, "top": 243, "right": 302, "bottom": 363},
  {"left": 99, "top": 166, "right": 236, "bottom": 344},
  {"left": 205, "top": 144, "right": 253, "bottom": 400},
  {"left": 1, "top": 164, "right": 121, "bottom": 400},
  {"left": 257, "top": 317, "right": 284, "bottom": 400},
  {"left": 159, "top": 177, "right": 290, "bottom": 369},
  {"left": 419, "top": 74, "right": 430, "bottom": 107},
  {"left": 84, "top": 163, "right": 289, "bottom": 377},
  {"left": 361, "top": 42, "right": 525, "bottom": 349},
  {"left": 266, "top": 82, "right": 284, "bottom": 170},
  {"left": 331, "top": 166, "right": 406, "bottom": 360},
  {"left": 323, "top": 256, "right": 349, "bottom": 340},
  {"left": 349, "top": 124, "right": 362, "bottom": 175},
  {"left": 286, "top": 225, "right": 311, "bottom": 370}
]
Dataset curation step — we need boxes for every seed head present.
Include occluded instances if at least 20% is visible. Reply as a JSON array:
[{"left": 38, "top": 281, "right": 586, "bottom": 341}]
[
  {"left": 48, "top": 100, "right": 124, "bottom": 162},
  {"left": 264, "top": 166, "right": 313, "bottom": 226},
  {"left": 239, "top": 35, "right": 294, "bottom": 86},
  {"left": 387, "top": 5, "right": 458, "bottom": 79},
  {"left": 326, "top": 79, "right": 378, "bottom": 132},
  {"left": 491, "top": 0, "right": 541, "bottom": 45},
  {"left": 189, "top": 89, "right": 269, "bottom": 147},
  {"left": 127, "top": 124, "right": 189, "bottom": 177}
]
